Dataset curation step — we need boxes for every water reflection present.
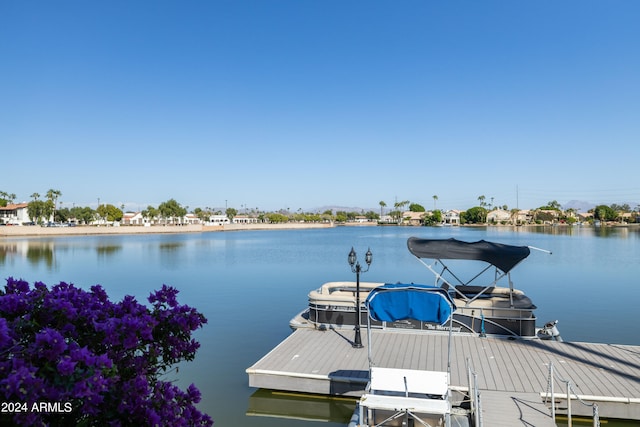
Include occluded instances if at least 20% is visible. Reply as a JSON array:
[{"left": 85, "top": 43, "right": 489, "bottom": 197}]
[
  {"left": 158, "top": 242, "right": 185, "bottom": 269},
  {"left": 0, "top": 240, "right": 57, "bottom": 270},
  {"left": 246, "top": 389, "right": 356, "bottom": 423},
  {"left": 159, "top": 242, "right": 184, "bottom": 252},
  {"left": 26, "top": 243, "right": 55, "bottom": 268},
  {"left": 96, "top": 245, "right": 122, "bottom": 257},
  {"left": 516, "top": 225, "right": 640, "bottom": 239}
]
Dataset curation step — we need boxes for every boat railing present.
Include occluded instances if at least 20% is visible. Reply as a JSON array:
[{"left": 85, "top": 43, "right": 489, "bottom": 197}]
[
  {"left": 544, "top": 361, "right": 600, "bottom": 427},
  {"left": 466, "top": 358, "right": 483, "bottom": 427},
  {"left": 453, "top": 304, "right": 535, "bottom": 319}
]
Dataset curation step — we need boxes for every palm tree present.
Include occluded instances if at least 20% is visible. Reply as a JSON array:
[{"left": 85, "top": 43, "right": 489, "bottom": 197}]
[
  {"left": 432, "top": 195, "right": 438, "bottom": 210},
  {"left": 0, "top": 191, "right": 15, "bottom": 207},
  {"left": 46, "top": 189, "right": 62, "bottom": 221},
  {"left": 0, "top": 191, "right": 16, "bottom": 203},
  {"left": 510, "top": 208, "right": 520, "bottom": 225},
  {"left": 379, "top": 201, "right": 386, "bottom": 218}
]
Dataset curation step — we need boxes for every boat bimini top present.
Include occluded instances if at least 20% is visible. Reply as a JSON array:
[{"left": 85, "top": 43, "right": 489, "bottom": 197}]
[
  {"left": 407, "top": 237, "right": 531, "bottom": 274},
  {"left": 406, "top": 237, "right": 550, "bottom": 305}
]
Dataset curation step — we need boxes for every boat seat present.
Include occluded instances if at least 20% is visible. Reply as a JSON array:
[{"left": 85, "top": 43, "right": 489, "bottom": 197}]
[
  {"left": 369, "top": 367, "right": 448, "bottom": 398},
  {"left": 455, "top": 285, "right": 496, "bottom": 294},
  {"left": 359, "top": 393, "right": 450, "bottom": 415}
]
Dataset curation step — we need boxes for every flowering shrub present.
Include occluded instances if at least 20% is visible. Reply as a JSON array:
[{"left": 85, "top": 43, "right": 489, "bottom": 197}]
[{"left": 0, "top": 277, "right": 213, "bottom": 426}]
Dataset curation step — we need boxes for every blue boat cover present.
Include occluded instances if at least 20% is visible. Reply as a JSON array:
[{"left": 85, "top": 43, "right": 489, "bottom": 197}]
[{"left": 365, "top": 283, "right": 456, "bottom": 324}]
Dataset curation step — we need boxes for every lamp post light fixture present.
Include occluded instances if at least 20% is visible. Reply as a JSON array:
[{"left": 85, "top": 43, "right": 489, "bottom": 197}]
[{"left": 348, "top": 247, "right": 373, "bottom": 348}]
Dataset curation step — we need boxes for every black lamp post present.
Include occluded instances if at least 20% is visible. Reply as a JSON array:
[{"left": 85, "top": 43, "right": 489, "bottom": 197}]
[{"left": 348, "top": 247, "right": 372, "bottom": 348}]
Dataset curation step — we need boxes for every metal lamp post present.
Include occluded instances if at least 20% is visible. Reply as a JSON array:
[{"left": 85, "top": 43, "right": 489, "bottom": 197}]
[{"left": 348, "top": 247, "right": 373, "bottom": 348}]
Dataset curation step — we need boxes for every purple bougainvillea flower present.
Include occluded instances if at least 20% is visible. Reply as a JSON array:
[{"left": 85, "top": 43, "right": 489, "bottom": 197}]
[
  {"left": 57, "top": 356, "right": 77, "bottom": 376},
  {"left": 0, "top": 277, "right": 212, "bottom": 426}
]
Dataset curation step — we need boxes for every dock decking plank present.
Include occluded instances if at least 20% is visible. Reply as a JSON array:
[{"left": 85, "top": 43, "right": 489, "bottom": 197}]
[
  {"left": 246, "top": 328, "right": 640, "bottom": 420},
  {"left": 480, "top": 391, "right": 556, "bottom": 426}
]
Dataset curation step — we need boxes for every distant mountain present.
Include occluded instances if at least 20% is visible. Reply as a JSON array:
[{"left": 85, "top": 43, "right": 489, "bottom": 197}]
[
  {"left": 562, "top": 200, "right": 596, "bottom": 212},
  {"left": 311, "top": 205, "right": 378, "bottom": 214}
]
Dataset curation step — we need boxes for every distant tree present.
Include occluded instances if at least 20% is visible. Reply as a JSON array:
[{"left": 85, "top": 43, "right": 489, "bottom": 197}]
[
  {"left": 392, "top": 200, "right": 409, "bottom": 222},
  {"left": 510, "top": 208, "right": 520, "bottom": 225},
  {"left": 610, "top": 203, "right": 631, "bottom": 212},
  {"left": 423, "top": 210, "right": 442, "bottom": 226},
  {"left": 388, "top": 210, "right": 401, "bottom": 222},
  {"left": 46, "top": 189, "right": 62, "bottom": 221},
  {"left": 364, "top": 211, "right": 380, "bottom": 220},
  {"left": 335, "top": 211, "right": 348, "bottom": 222},
  {"left": 535, "top": 210, "right": 556, "bottom": 223},
  {"left": 461, "top": 206, "right": 487, "bottom": 224},
  {"left": 55, "top": 207, "right": 71, "bottom": 223},
  {"left": 158, "top": 199, "right": 187, "bottom": 224},
  {"left": 379, "top": 201, "right": 386, "bottom": 218},
  {"left": 265, "top": 213, "right": 288, "bottom": 223},
  {"left": 142, "top": 206, "right": 160, "bottom": 224},
  {"left": 70, "top": 206, "right": 94, "bottom": 224},
  {"left": 593, "top": 205, "right": 617, "bottom": 222},
  {"left": 538, "top": 200, "right": 562, "bottom": 210},
  {"left": 0, "top": 190, "right": 16, "bottom": 207},
  {"left": 320, "top": 211, "right": 334, "bottom": 222},
  {"left": 27, "top": 200, "right": 47, "bottom": 224},
  {"left": 477, "top": 195, "right": 486, "bottom": 208},
  {"left": 97, "top": 204, "right": 123, "bottom": 222},
  {"left": 409, "top": 203, "right": 425, "bottom": 212},
  {"left": 432, "top": 195, "right": 438, "bottom": 210},
  {"left": 225, "top": 207, "right": 237, "bottom": 220},
  {"left": 193, "top": 207, "right": 211, "bottom": 222}
]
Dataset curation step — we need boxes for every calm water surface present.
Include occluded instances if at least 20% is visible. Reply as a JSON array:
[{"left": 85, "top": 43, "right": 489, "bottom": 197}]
[{"left": 1, "top": 226, "right": 639, "bottom": 426}]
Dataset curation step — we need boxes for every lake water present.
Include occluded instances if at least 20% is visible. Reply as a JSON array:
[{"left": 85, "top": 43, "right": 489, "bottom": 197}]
[{"left": 1, "top": 225, "right": 639, "bottom": 426}]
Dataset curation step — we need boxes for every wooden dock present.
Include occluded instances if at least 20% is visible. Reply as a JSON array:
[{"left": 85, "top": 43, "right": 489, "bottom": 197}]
[{"left": 246, "top": 328, "right": 640, "bottom": 423}]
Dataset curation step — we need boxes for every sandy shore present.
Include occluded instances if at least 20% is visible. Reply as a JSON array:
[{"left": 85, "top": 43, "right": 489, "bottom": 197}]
[{"left": 0, "top": 222, "right": 335, "bottom": 238}]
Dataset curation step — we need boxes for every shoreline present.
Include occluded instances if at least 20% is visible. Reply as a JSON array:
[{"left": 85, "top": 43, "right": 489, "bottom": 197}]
[
  {"left": 0, "top": 222, "right": 334, "bottom": 238},
  {"left": 1, "top": 221, "right": 636, "bottom": 238}
]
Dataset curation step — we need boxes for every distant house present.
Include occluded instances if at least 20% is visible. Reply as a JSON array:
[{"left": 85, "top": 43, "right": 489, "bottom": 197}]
[
  {"left": 122, "top": 212, "right": 145, "bottom": 225},
  {"left": 443, "top": 210, "right": 460, "bottom": 225},
  {"left": 535, "top": 209, "right": 561, "bottom": 224},
  {"left": 353, "top": 215, "right": 369, "bottom": 223},
  {"left": 232, "top": 214, "right": 258, "bottom": 224},
  {"left": 402, "top": 211, "right": 424, "bottom": 226},
  {"left": 183, "top": 213, "right": 200, "bottom": 225},
  {"left": 487, "top": 209, "right": 512, "bottom": 223},
  {"left": 208, "top": 215, "right": 230, "bottom": 226},
  {"left": 378, "top": 214, "right": 395, "bottom": 224},
  {"left": 0, "top": 203, "right": 30, "bottom": 225},
  {"left": 516, "top": 210, "right": 533, "bottom": 224}
]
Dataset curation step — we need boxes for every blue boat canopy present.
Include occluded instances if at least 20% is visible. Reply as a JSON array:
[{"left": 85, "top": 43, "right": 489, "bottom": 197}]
[
  {"left": 407, "top": 237, "right": 531, "bottom": 273},
  {"left": 365, "top": 283, "right": 456, "bottom": 325}
]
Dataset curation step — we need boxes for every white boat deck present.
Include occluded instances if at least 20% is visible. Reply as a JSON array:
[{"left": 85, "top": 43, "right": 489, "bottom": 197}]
[{"left": 246, "top": 328, "right": 640, "bottom": 421}]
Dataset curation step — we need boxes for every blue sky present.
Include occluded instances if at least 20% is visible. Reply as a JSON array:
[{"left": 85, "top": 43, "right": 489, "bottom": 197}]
[{"left": 2, "top": 1, "right": 639, "bottom": 213}]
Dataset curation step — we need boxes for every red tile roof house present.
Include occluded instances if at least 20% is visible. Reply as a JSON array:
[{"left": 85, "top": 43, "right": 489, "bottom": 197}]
[{"left": 0, "top": 202, "right": 31, "bottom": 225}]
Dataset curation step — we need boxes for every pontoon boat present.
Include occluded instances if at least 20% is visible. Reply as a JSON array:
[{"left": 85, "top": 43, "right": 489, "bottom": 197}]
[{"left": 290, "top": 237, "right": 561, "bottom": 340}]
